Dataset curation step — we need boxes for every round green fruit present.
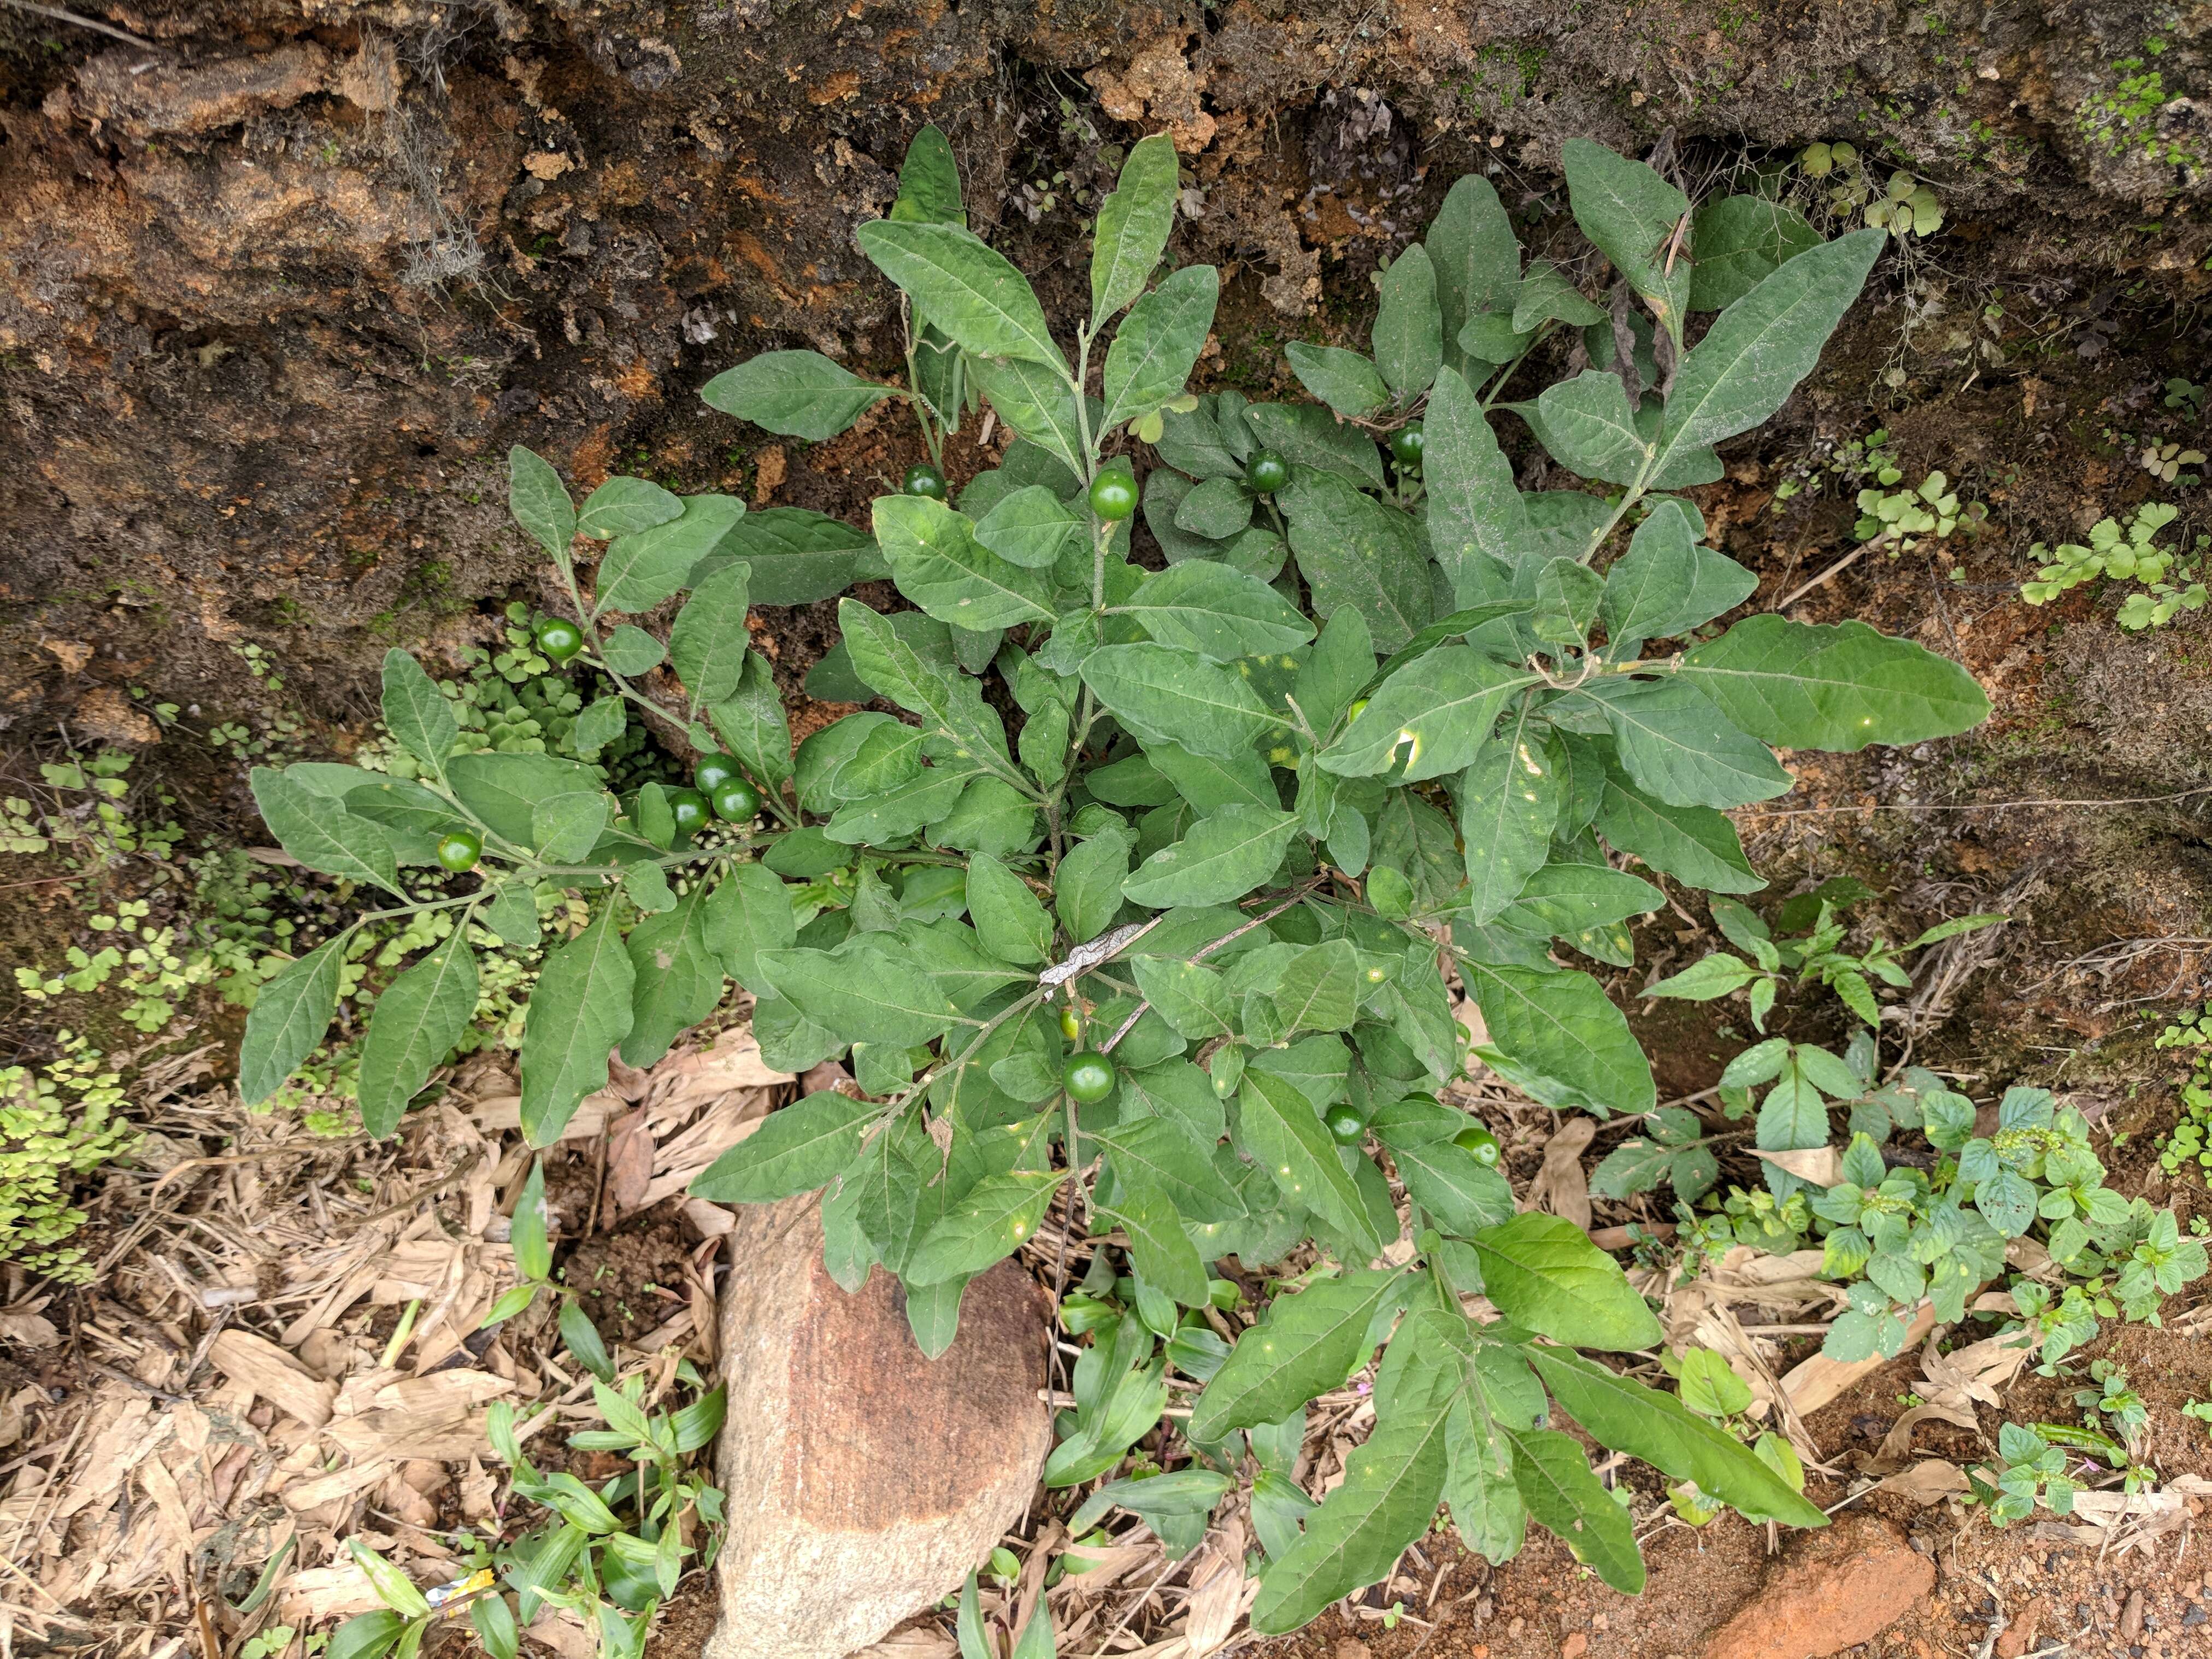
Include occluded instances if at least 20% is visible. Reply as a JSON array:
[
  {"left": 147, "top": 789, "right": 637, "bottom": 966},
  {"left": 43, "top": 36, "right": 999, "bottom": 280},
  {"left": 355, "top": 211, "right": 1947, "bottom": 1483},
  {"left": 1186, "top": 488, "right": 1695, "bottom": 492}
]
[
  {"left": 1060, "top": 1003, "right": 1083, "bottom": 1042},
  {"left": 1453, "top": 1124, "right": 1502, "bottom": 1166},
  {"left": 1389, "top": 422, "right": 1426, "bottom": 467},
  {"left": 1063, "top": 1051, "right": 1117, "bottom": 1104},
  {"left": 903, "top": 462, "right": 948, "bottom": 499},
  {"left": 666, "top": 787, "right": 711, "bottom": 840},
  {"left": 711, "top": 779, "right": 762, "bottom": 821},
  {"left": 534, "top": 617, "right": 585, "bottom": 663},
  {"left": 1324, "top": 1104, "right": 1369, "bottom": 1144},
  {"left": 436, "top": 829, "right": 482, "bottom": 873},
  {"left": 1245, "top": 450, "right": 1291, "bottom": 494},
  {"left": 1087, "top": 470, "right": 1139, "bottom": 521},
  {"left": 693, "top": 754, "right": 742, "bottom": 796}
]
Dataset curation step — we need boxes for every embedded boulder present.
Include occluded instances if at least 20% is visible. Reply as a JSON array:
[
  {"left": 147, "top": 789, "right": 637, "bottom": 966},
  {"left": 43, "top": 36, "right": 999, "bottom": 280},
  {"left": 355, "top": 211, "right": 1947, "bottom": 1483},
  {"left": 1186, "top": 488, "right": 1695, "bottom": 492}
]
[{"left": 704, "top": 1195, "right": 1052, "bottom": 1659}]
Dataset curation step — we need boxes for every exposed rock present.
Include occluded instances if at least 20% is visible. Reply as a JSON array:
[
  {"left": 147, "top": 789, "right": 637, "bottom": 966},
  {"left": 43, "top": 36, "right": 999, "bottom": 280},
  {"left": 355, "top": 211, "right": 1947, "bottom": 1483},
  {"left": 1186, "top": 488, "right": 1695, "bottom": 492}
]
[
  {"left": 73, "top": 45, "right": 332, "bottom": 137},
  {"left": 705, "top": 1195, "right": 1051, "bottom": 1659},
  {"left": 73, "top": 687, "right": 159, "bottom": 745},
  {"left": 1701, "top": 1514, "right": 1934, "bottom": 1659}
]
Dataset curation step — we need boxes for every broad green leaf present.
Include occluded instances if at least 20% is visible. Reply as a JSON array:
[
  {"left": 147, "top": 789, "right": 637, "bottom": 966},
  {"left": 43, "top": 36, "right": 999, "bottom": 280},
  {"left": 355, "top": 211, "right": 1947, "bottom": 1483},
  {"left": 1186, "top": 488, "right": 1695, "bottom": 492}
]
[
  {"left": 1319, "top": 648, "right": 1530, "bottom": 780},
  {"left": 668, "top": 560, "right": 754, "bottom": 708},
  {"left": 965, "top": 851, "right": 1052, "bottom": 966},
  {"left": 1102, "top": 1178, "right": 1210, "bottom": 1307},
  {"left": 1285, "top": 343, "right": 1390, "bottom": 418},
  {"left": 1239, "top": 1069, "right": 1382, "bottom": 1258},
  {"left": 1091, "top": 133, "right": 1181, "bottom": 328},
  {"left": 1056, "top": 826, "right": 1134, "bottom": 943},
  {"left": 1597, "top": 498, "right": 1756, "bottom": 643},
  {"left": 1378, "top": 1121, "right": 1515, "bottom": 1236},
  {"left": 1654, "top": 228, "right": 1885, "bottom": 475},
  {"left": 1562, "top": 138, "right": 1690, "bottom": 345},
  {"left": 1580, "top": 678, "right": 1792, "bottom": 809},
  {"left": 707, "top": 646, "right": 798, "bottom": 789},
  {"left": 1593, "top": 771, "right": 1764, "bottom": 895},
  {"left": 380, "top": 650, "right": 456, "bottom": 769},
  {"left": 892, "top": 123, "right": 964, "bottom": 224},
  {"left": 699, "top": 350, "right": 898, "bottom": 440},
  {"left": 1496, "top": 862, "right": 1663, "bottom": 939},
  {"left": 1115, "top": 561, "right": 1314, "bottom": 661},
  {"left": 1526, "top": 1344, "right": 1826, "bottom": 1525},
  {"left": 1513, "top": 261, "right": 1607, "bottom": 331},
  {"left": 1080, "top": 643, "right": 1283, "bottom": 760},
  {"left": 1278, "top": 468, "right": 1433, "bottom": 652},
  {"left": 1293, "top": 606, "right": 1375, "bottom": 740},
  {"left": 839, "top": 599, "right": 954, "bottom": 719},
  {"left": 871, "top": 494, "right": 1052, "bottom": 629},
  {"left": 704, "top": 508, "right": 887, "bottom": 605},
  {"left": 1422, "top": 367, "right": 1529, "bottom": 599},
  {"left": 251, "top": 768, "right": 401, "bottom": 896},
  {"left": 1132, "top": 955, "right": 1237, "bottom": 1041},
  {"left": 569, "top": 695, "right": 626, "bottom": 761},
  {"left": 1459, "top": 959, "right": 1656, "bottom": 1118},
  {"left": 531, "top": 790, "right": 608, "bottom": 862},
  {"left": 1445, "top": 1390, "right": 1528, "bottom": 1564},
  {"left": 974, "top": 485, "right": 1084, "bottom": 569},
  {"left": 1510, "top": 370, "right": 1652, "bottom": 486},
  {"left": 1187, "top": 1269, "right": 1404, "bottom": 1439},
  {"left": 1502, "top": 1423, "right": 1645, "bottom": 1593},
  {"left": 1243, "top": 403, "right": 1386, "bottom": 489},
  {"left": 1679, "top": 615, "right": 1992, "bottom": 750},
  {"left": 1095, "top": 1115, "right": 1245, "bottom": 1219},
  {"left": 691, "top": 1091, "right": 880, "bottom": 1203},
  {"left": 508, "top": 445, "right": 575, "bottom": 561},
  {"left": 619, "top": 890, "right": 722, "bottom": 1068},
  {"left": 1103, "top": 264, "right": 1220, "bottom": 430},
  {"left": 597, "top": 495, "right": 744, "bottom": 614},
  {"left": 1249, "top": 1378, "right": 1455, "bottom": 1633},
  {"left": 1689, "top": 195, "right": 1822, "bottom": 313},
  {"left": 1149, "top": 740, "right": 1277, "bottom": 813},
  {"left": 1457, "top": 723, "right": 1561, "bottom": 923},
  {"left": 358, "top": 940, "right": 478, "bottom": 1138},
  {"left": 1071, "top": 1468, "right": 1236, "bottom": 1535},
  {"left": 855, "top": 220, "right": 1063, "bottom": 367},
  {"left": 1271, "top": 939, "right": 1360, "bottom": 1034},
  {"left": 704, "top": 858, "right": 797, "bottom": 992},
  {"left": 1373, "top": 243, "right": 1442, "bottom": 399},
  {"left": 1172, "top": 475, "right": 1255, "bottom": 539},
  {"left": 1467, "top": 1213, "right": 1663, "bottom": 1349},
  {"left": 599, "top": 625, "right": 663, "bottom": 676},
  {"left": 1009, "top": 1606, "right": 1055, "bottom": 1659},
  {"left": 576, "top": 476, "right": 681, "bottom": 540},
  {"left": 520, "top": 903, "right": 637, "bottom": 1145},
  {"left": 756, "top": 938, "right": 965, "bottom": 1046},
  {"left": 905, "top": 1169, "right": 1063, "bottom": 1284},
  {"left": 1429, "top": 175, "right": 1522, "bottom": 366},
  {"left": 1124, "top": 805, "right": 1300, "bottom": 908},
  {"left": 238, "top": 937, "right": 345, "bottom": 1106},
  {"left": 967, "top": 354, "right": 1092, "bottom": 480}
]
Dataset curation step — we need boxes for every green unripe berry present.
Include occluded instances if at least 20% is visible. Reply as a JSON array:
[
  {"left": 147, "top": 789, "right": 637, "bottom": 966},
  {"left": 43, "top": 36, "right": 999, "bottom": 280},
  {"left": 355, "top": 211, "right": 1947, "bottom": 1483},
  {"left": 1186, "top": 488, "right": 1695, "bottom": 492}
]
[
  {"left": 534, "top": 617, "right": 585, "bottom": 663},
  {"left": 1390, "top": 422, "right": 1426, "bottom": 467},
  {"left": 436, "top": 829, "right": 483, "bottom": 873},
  {"left": 1060, "top": 1003, "right": 1083, "bottom": 1042},
  {"left": 1063, "top": 1050, "right": 1116, "bottom": 1104},
  {"left": 1244, "top": 449, "right": 1291, "bottom": 494},
  {"left": 693, "top": 754, "right": 742, "bottom": 796},
  {"left": 711, "top": 779, "right": 761, "bottom": 821},
  {"left": 1453, "top": 1124, "right": 1502, "bottom": 1166},
  {"left": 1323, "top": 1103, "right": 1368, "bottom": 1144},
  {"left": 666, "top": 787, "right": 711, "bottom": 841},
  {"left": 904, "top": 462, "right": 948, "bottom": 499},
  {"left": 1087, "top": 469, "right": 1139, "bottom": 521}
]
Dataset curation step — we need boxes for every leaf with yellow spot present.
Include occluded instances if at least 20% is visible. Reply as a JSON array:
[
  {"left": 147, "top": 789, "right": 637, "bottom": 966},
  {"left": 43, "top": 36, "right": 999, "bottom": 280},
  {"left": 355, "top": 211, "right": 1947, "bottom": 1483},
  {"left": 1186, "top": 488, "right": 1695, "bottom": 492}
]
[
  {"left": 903, "top": 1168, "right": 1064, "bottom": 1285},
  {"left": 1186, "top": 1268, "right": 1408, "bottom": 1441}
]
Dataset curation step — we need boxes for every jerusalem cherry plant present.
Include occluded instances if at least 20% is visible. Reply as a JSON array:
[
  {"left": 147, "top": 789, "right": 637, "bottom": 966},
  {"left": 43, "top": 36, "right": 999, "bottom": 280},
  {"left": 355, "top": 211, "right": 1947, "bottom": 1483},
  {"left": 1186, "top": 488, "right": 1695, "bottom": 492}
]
[{"left": 237, "top": 132, "right": 1990, "bottom": 1634}]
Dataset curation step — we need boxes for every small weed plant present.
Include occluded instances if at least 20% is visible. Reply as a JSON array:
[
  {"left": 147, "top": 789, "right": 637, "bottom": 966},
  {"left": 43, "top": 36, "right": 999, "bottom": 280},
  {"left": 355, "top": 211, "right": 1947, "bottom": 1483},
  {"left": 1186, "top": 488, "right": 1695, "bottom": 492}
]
[
  {"left": 242, "top": 131, "right": 2003, "bottom": 1632},
  {"left": 2023, "top": 502, "right": 2209, "bottom": 630}
]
